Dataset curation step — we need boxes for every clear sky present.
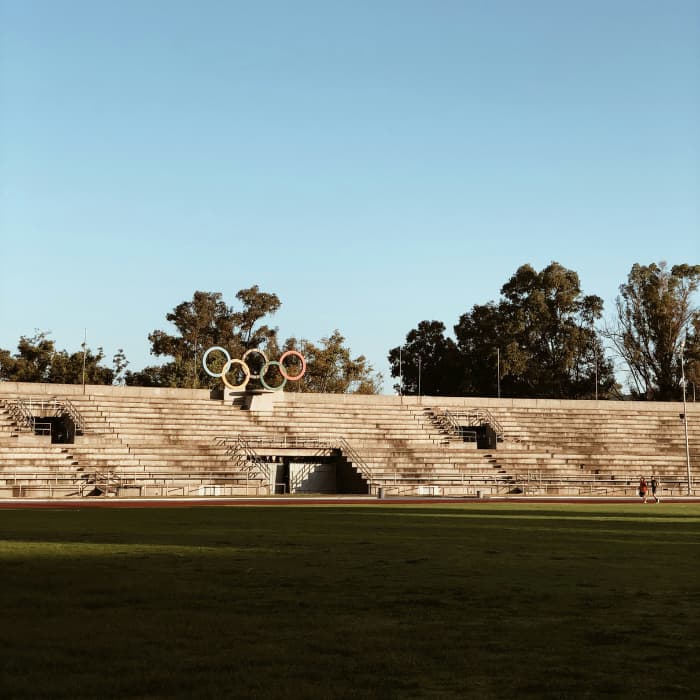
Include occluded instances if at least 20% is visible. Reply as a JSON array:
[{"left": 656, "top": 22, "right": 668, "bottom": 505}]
[{"left": 1, "top": 0, "right": 699, "bottom": 391}]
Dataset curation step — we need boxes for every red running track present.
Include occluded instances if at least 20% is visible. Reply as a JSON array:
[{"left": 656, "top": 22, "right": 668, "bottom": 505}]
[{"left": 0, "top": 496, "right": 698, "bottom": 509}]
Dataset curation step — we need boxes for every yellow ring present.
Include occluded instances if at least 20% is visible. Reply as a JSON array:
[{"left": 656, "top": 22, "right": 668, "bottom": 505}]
[{"left": 220, "top": 358, "right": 251, "bottom": 391}]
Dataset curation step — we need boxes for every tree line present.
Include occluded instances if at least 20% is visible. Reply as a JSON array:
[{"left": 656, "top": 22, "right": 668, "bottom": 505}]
[
  {"left": 0, "top": 286, "right": 382, "bottom": 394},
  {"left": 1, "top": 262, "right": 698, "bottom": 399},
  {"left": 389, "top": 261, "right": 699, "bottom": 400}
]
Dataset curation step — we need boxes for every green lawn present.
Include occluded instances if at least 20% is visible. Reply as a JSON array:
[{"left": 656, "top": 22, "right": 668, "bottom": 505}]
[{"left": 0, "top": 504, "right": 698, "bottom": 699}]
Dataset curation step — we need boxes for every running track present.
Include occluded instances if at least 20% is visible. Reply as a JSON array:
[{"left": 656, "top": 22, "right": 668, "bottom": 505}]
[{"left": 1, "top": 496, "right": 699, "bottom": 509}]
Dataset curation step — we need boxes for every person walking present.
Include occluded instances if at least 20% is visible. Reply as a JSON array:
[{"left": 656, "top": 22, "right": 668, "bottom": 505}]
[
  {"left": 639, "top": 476, "right": 648, "bottom": 503},
  {"left": 650, "top": 475, "right": 660, "bottom": 503}
]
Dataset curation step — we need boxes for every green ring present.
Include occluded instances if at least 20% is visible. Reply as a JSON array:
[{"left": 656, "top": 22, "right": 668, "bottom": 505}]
[{"left": 259, "top": 361, "right": 287, "bottom": 391}]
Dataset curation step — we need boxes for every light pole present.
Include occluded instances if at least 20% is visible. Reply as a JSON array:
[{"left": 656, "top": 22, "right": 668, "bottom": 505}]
[
  {"left": 418, "top": 356, "right": 422, "bottom": 398},
  {"left": 193, "top": 333, "right": 198, "bottom": 389},
  {"left": 399, "top": 346, "right": 403, "bottom": 397},
  {"left": 81, "top": 329, "right": 87, "bottom": 394},
  {"left": 594, "top": 345, "right": 598, "bottom": 401},
  {"left": 680, "top": 333, "right": 692, "bottom": 495},
  {"left": 496, "top": 347, "right": 501, "bottom": 399},
  {"left": 589, "top": 322, "right": 598, "bottom": 401}
]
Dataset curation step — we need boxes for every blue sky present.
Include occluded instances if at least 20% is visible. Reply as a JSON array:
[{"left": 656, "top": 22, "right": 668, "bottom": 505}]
[{"left": 1, "top": 0, "right": 698, "bottom": 391}]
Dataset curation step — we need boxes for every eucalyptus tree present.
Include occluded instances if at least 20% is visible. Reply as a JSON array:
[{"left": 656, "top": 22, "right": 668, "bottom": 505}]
[
  {"left": 284, "top": 331, "right": 382, "bottom": 394},
  {"left": 0, "top": 331, "right": 114, "bottom": 384},
  {"left": 130, "top": 287, "right": 281, "bottom": 388},
  {"left": 390, "top": 262, "right": 616, "bottom": 398},
  {"left": 0, "top": 332, "right": 56, "bottom": 382},
  {"left": 128, "top": 289, "right": 380, "bottom": 393},
  {"left": 112, "top": 349, "right": 129, "bottom": 385},
  {"left": 605, "top": 262, "right": 700, "bottom": 400},
  {"left": 232, "top": 286, "right": 281, "bottom": 350},
  {"left": 491, "top": 262, "right": 614, "bottom": 398},
  {"left": 453, "top": 302, "right": 505, "bottom": 396},
  {"left": 145, "top": 290, "right": 239, "bottom": 388},
  {"left": 387, "top": 321, "right": 458, "bottom": 395}
]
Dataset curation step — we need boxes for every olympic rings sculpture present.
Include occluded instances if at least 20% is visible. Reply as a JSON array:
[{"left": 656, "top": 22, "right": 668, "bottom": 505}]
[{"left": 202, "top": 346, "right": 306, "bottom": 392}]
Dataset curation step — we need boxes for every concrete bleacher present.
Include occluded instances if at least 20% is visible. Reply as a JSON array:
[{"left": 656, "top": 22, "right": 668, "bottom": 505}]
[
  {"left": 481, "top": 402, "right": 698, "bottom": 495},
  {"left": 0, "top": 381, "right": 697, "bottom": 498}
]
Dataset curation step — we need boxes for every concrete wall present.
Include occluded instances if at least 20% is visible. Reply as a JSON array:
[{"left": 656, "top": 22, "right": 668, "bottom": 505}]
[
  {"left": 292, "top": 463, "right": 336, "bottom": 494},
  {"left": 282, "top": 389, "right": 700, "bottom": 415},
  {"left": 0, "top": 380, "right": 697, "bottom": 415},
  {"left": 0, "top": 381, "right": 211, "bottom": 400}
]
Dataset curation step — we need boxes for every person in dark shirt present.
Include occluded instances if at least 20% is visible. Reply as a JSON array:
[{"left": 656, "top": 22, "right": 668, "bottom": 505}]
[{"left": 650, "top": 475, "right": 660, "bottom": 503}]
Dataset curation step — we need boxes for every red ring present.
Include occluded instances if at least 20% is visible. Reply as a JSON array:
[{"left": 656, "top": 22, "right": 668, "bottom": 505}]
[{"left": 279, "top": 350, "right": 307, "bottom": 381}]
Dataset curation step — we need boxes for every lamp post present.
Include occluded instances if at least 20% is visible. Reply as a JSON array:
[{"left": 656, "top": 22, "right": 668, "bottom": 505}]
[
  {"left": 594, "top": 346, "right": 598, "bottom": 401},
  {"left": 81, "top": 329, "right": 87, "bottom": 394},
  {"left": 418, "top": 356, "right": 422, "bottom": 398},
  {"left": 497, "top": 347, "right": 501, "bottom": 399},
  {"left": 399, "top": 346, "right": 403, "bottom": 397},
  {"left": 680, "top": 333, "right": 692, "bottom": 495},
  {"left": 193, "top": 333, "right": 198, "bottom": 389}
]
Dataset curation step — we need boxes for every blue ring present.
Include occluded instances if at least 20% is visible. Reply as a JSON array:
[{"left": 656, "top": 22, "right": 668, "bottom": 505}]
[{"left": 202, "top": 346, "right": 231, "bottom": 378}]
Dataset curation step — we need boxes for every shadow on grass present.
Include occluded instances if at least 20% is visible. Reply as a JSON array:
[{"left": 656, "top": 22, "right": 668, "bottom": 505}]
[
  {"left": 0, "top": 504, "right": 699, "bottom": 549},
  {"left": 1, "top": 506, "right": 698, "bottom": 699}
]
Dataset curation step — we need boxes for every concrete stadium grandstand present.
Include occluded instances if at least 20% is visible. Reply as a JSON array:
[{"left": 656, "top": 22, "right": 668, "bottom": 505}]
[{"left": 0, "top": 381, "right": 697, "bottom": 499}]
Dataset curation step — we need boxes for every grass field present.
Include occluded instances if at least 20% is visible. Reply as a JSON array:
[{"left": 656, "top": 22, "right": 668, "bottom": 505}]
[{"left": 0, "top": 503, "right": 698, "bottom": 699}]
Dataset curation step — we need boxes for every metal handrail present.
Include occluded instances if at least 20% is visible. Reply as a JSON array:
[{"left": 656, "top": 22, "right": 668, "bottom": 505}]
[
  {"left": 238, "top": 436, "right": 273, "bottom": 487},
  {"left": 429, "top": 410, "right": 478, "bottom": 441},
  {"left": 227, "top": 435, "right": 336, "bottom": 450},
  {"left": 79, "top": 470, "right": 122, "bottom": 495},
  {"left": 3, "top": 468, "right": 696, "bottom": 498},
  {"left": 215, "top": 435, "right": 273, "bottom": 490},
  {"left": 214, "top": 434, "right": 375, "bottom": 494},
  {"left": 1, "top": 397, "right": 85, "bottom": 436},
  {"left": 441, "top": 409, "right": 505, "bottom": 441},
  {"left": 4, "top": 399, "right": 35, "bottom": 432},
  {"left": 289, "top": 463, "right": 315, "bottom": 492},
  {"left": 478, "top": 408, "right": 504, "bottom": 437},
  {"left": 335, "top": 437, "right": 374, "bottom": 493},
  {"left": 58, "top": 398, "right": 85, "bottom": 435}
]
